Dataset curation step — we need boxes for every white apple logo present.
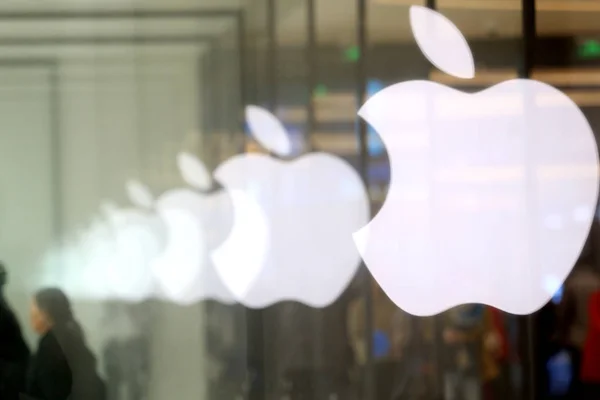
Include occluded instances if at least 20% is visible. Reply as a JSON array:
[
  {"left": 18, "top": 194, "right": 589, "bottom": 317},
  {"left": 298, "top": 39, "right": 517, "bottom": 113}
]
[
  {"left": 37, "top": 191, "right": 164, "bottom": 302},
  {"left": 39, "top": 234, "right": 97, "bottom": 298},
  {"left": 69, "top": 213, "right": 115, "bottom": 299},
  {"left": 100, "top": 182, "right": 165, "bottom": 302},
  {"left": 38, "top": 205, "right": 125, "bottom": 300},
  {"left": 152, "top": 152, "right": 235, "bottom": 305},
  {"left": 212, "top": 106, "right": 370, "bottom": 308},
  {"left": 354, "top": 5, "right": 600, "bottom": 316}
]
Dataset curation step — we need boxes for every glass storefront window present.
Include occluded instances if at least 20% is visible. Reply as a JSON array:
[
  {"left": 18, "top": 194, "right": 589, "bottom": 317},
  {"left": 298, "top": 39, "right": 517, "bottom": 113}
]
[{"left": 0, "top": 1, "right": 597, "bottom": 400}]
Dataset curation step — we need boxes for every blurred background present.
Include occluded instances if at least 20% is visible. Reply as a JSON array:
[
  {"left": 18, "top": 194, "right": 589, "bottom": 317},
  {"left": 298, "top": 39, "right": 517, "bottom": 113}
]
[{"left": 2, "top": 0, "right": 600, "bottom": 399}]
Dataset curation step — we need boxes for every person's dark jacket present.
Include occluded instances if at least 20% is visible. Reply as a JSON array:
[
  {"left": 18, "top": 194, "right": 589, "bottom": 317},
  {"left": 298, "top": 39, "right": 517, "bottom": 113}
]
[
  {"left": 0, "top": 296, "right": 30, "bottom": 400},
  {"left": 25, "top": 328, "right": 105, "bottom": 400}
]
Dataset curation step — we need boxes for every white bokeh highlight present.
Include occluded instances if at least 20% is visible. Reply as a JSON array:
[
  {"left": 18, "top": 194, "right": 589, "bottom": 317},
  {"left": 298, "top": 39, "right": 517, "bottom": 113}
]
[
  {"left": 39, "top": 203, "right": 164, "bottom": 302},
  {"left": 98, "top": 204, "right": 164, "bottom": 301},
  {"left": 38, "top": 157, "right": 236, "bottom": 305},
  {"left": 211, "top": 189, "right": 269, "bottom": 300},
  {"left": 152, "top": 208, "right": 207, "bottom": 304}
]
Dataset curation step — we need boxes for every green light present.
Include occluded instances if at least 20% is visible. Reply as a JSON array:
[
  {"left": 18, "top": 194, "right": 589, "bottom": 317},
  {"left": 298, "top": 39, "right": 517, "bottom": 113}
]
[
  {"left": 579, "top": 40, "right": 600, "bottom": 59},
  {"left": 313, "top": 84, "right": 328, "bottom": 97},
  {"left": 344, "top": 46, "right": 360, "bottom": 62}
]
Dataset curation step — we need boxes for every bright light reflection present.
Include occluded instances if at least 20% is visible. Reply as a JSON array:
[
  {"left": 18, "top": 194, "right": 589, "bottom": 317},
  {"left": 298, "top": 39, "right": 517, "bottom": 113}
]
[
  {"left": 153, "top": 208, "right": 206, "bottom": 304},
  {"left": 212, "top": 189, "right": 270, "bottom": 301}
]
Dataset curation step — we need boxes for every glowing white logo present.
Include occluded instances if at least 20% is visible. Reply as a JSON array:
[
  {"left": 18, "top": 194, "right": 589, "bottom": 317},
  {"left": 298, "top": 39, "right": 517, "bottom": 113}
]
[
  {"left": 211, "top": 189, "right": 269, "bottom": 300},
  {"left": 49, "top": 184, "right": 164, "bottom": 302},
  {"left": 40, "top": 160, "right": 235, "bottom": 305},
  {"left": 354, "top": 6, "right": 600, "bottom": 316},
  {"left": 102, "top": 182, "right": 164, "bottom": 302},
  {"left": 153, "top": 153, "right": 235, "bottom": 304},
  {"left": 213, "top": 106, "right": 370, "bottom": 308}
]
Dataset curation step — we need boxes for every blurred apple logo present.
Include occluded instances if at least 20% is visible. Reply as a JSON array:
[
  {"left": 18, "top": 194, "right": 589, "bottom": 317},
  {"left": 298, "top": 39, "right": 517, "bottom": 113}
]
[
  {"left": 212, "top": 106, "right": 370, "bottom": 308},
  {"left": 152, "top": 153, "right": 235, "bottom": 305}
]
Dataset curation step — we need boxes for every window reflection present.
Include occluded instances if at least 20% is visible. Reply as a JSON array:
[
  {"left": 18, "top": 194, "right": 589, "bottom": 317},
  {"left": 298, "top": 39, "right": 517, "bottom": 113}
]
[{"left": 0, "top": 0, "right": 599, "bottom": 400}]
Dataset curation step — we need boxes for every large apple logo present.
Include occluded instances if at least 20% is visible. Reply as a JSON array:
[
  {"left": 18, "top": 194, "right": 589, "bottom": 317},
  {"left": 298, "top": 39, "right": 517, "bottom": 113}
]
[
  {"left": 354, "top": 5, "right": 600, "bottom": 316},
  {"left": 152, "top": 152, "right": 235, "bottom": 305},
  {"left": 212, "top": 106, "right": 370, "bottom": 308}
]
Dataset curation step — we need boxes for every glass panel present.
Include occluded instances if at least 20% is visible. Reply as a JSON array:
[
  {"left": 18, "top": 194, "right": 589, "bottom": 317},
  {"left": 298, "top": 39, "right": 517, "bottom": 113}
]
[
  {"left": 365, "top": 1, "right": 525, "bottom": 399},
  {"left": 535, "top": 2, "right": 600, "bottom": 400},
  {"left": 0, "top": 4, "right": 242, "bottom": 400},
  {"left": 2, "top": 1, "right": 595, "bottom": 400}
]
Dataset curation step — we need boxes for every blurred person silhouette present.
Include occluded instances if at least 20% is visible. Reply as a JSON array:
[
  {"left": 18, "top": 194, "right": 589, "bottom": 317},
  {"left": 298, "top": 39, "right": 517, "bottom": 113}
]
[
  {"left": 23, "top": 288, "right": 105, "bottom": 400},
  {"left": 0, "top": 262, "right": 30, "bottom": 400},
  {"left": 102, "top": 302, "right": 149, "bottom": 400},
  {"left": 557, "top": 220, "right": 600, "bottom": 399},
  {"left": 580, "top": 289, "right": 600, "bottom": 399}
]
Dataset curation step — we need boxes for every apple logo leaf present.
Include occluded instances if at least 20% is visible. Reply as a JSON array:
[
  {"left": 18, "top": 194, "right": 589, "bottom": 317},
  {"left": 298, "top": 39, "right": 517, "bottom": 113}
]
[
  {"left": 245, "top": 105, "right": 293, "bottom": 157},
  {"left": 409, "top": 5, "right": 474, "bottom": 79},
  {"left": 126, "top": 180, "right": 154, "bottom": 209},
  {"left": 177, "top": 152, "right": 212, "bottom": 191}
]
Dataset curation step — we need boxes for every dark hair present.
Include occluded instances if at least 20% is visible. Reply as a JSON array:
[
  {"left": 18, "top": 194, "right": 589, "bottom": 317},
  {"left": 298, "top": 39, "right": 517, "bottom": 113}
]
[
  {"left": 34, "top": 287, "right": 84, "bottom": 341},
  {"left": 0, "top": 262, "right": 7, "bottom": 287}
]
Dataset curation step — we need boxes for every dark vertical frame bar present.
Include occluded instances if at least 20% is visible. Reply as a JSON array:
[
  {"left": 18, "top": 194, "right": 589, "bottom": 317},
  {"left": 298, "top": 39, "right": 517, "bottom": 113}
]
[
  {"left": 209, "top": 44, "right": 222, "bottom": 167},
  {"left": 49, "top": 61, "right": 62, "bottom": 240},
  {"left": 234, "top": 12, "right": 250, "bottom": 393},
  {"left": 519, "top": 0, "right": 537, "bottom": 400},
  {"left": 237, "top": 10, "right": 247, "bottom": 153},
  {"left": 245, "top": 3, "right": 275, "bottom": 397},
  {"left": 423, "top": 2, "right": 443, "bottom": 399},
  {"left": 356, "top": 0, "right": 374, "bottom": 399},
  {"left": 305, "top": 0, "right": 322, "bottom": 385},
  {"left": 521, "top": 0, "right": 536, "bottom": 78},
  {"left": 205, "top": 48, "right": 217, "bottom": 167},
  {"left": 267, "top": 0, "right": 277, "bottom": 111},
  {"left": 198, "top": 53, "right": 207, "bottom": 159},
  {"left": 306, "top": 0, "right": 316, "bottom": 147}
]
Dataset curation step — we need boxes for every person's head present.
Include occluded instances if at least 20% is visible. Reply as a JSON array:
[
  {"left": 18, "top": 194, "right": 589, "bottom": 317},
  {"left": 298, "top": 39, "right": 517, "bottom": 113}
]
[
  {"left": 0, "top": 262, "right": 7, "bottom": 288},
  {"left": 30, "top": 288, "right": 74, "bottom": 335},
  {"left": 30, "top": 288, "right": 95, "bottom": 379}
]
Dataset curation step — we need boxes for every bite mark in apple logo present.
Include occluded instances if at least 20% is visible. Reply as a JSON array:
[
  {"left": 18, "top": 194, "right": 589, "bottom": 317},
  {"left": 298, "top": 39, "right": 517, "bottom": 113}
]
[
  {"left": 212, "top": 106, "right": 370, "bottom": 308},
  {"left": 152, "top": 153, "right": 236, "bottom": 305},
  {"left": 353, "top": 6, "right": 600, "bottom": 316}
]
